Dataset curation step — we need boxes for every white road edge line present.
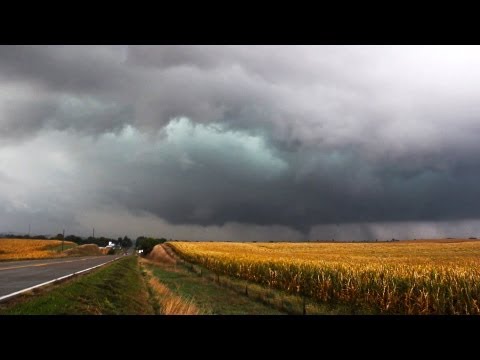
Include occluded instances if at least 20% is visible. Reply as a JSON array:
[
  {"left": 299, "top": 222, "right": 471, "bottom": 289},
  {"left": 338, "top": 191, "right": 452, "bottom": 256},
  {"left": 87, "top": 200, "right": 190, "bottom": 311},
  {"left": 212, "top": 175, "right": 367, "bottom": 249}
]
[{"left": 0, "top": 256, "right": 123, "bottom": 303}]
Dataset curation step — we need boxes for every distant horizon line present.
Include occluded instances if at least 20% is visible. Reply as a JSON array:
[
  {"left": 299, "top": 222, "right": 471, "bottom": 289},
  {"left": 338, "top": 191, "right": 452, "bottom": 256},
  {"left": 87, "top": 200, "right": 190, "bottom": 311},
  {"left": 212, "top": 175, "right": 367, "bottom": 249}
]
[{"left": 1, "top": 231, "right": 479, "bottom": 243}]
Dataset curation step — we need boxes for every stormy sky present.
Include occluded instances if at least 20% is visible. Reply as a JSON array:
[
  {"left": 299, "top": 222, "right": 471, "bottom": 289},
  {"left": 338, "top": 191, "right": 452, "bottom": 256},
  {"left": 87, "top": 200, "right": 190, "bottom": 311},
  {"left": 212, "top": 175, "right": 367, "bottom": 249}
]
[{"left": 2, "top": 45, "right": 480, "bottom": 241}]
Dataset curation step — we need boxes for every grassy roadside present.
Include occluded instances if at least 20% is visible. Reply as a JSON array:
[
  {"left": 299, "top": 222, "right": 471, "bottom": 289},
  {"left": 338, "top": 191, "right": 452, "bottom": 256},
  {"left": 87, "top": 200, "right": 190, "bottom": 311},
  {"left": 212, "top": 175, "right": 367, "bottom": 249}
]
[
  {"left": 141, "top": 264, "right": 200, "bottom": 315},
  {"left": 142, "top": 259, "right": 284, "bottom": 314},
  {"left": 0, "top": 257, "right": 153, "bottom": 315},
  {"left": 160, "top": 261, "right": 361, "bottom": 315}
]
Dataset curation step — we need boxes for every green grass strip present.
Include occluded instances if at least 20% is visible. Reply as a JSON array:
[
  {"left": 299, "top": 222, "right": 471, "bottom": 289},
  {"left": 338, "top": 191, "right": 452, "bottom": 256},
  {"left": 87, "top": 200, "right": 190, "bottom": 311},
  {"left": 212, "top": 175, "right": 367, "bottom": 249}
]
[{"left": 1, "top": 257, "right": 153, "bottom": 315}]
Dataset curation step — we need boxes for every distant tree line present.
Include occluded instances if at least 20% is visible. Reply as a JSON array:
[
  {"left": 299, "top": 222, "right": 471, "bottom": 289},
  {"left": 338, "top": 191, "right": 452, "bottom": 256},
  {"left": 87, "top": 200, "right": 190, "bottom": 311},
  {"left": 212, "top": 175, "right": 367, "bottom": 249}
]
[
  {"left": 1, "top": 234, "right": 52, "bottom": 240},
  {"left": 1, "top": 233, "right": 133, "bottom": 248},
  {"left": 135, "top": 236, "right": 167, "bottom": 255},
  {"left": 64, "top": 235, "right": 133, "bottom": 249}
]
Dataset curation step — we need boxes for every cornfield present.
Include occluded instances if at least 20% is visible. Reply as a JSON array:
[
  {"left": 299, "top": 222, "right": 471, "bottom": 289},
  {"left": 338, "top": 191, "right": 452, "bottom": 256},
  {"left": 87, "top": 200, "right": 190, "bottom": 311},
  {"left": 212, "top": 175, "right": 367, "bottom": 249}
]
[
  {"left": 0, "top": 238, "right": 76, "bottom": 261},
  {"left": 169, "top": 240, "right": 480, "bottom": 314}
]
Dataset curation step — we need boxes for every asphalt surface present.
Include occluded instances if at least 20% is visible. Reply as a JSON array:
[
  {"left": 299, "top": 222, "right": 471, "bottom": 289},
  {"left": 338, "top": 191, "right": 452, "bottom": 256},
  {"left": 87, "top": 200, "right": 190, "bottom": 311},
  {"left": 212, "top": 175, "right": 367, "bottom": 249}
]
[{"left": 0, "top": 255, "right": 123, "bottom": 299}]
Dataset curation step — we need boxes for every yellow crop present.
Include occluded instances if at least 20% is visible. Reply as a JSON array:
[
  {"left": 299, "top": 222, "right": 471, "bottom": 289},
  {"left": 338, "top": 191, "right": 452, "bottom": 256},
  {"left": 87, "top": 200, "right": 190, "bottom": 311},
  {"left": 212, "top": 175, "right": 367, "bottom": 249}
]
[
  {"left": 169, "top": 240, "right": 480, "bottom": 314},
  {"left": 0, "top": 238, "right": 76, "bottom": 261}
]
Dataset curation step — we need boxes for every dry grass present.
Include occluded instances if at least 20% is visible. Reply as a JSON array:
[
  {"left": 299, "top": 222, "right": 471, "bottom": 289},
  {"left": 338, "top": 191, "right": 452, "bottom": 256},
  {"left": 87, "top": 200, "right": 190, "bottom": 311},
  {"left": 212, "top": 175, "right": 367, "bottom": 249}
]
[
  {"left": 99, "top": 247, "right": 111, "bottom": 255},
  {"left": 140, "top": 263, "right": 199, "bottom": 315},
  {"left": 63, "top": 244, "right": 103, "bottom": 257},
  {"left": 146, "top": 244, "right": 177, "bottom": 265},
  {"left": 169, "top": 240, "right": 480, "bottom": 314},
  {"left": 148, "top": 275, "right": 199, "bottom": 315},
  {"left": 0, "top": 238, "right": 76, "bottom": 261}
]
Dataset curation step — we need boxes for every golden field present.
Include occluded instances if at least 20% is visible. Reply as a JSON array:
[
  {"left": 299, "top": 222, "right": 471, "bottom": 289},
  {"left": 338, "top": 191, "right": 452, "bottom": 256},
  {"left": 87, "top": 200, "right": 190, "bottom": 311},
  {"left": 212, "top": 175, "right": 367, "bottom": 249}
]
[
  {"left": 0, "top": 238, "right": 76, "bottom": 261},
  {"left": 169, "top": 240, "right": 480, "bottom": 314}
]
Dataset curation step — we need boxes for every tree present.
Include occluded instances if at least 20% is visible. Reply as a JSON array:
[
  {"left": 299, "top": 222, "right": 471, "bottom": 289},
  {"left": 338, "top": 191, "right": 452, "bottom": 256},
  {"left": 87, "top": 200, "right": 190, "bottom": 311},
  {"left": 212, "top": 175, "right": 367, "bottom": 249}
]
[
  {"left": 65, "top": 235, "right": 82, "bottom": 244},
  {"left": 120, "top": 236, "right": 132, "bottom": 249},
  {"left": 135, "top": 236, "right": 166, "bottom": 255}
]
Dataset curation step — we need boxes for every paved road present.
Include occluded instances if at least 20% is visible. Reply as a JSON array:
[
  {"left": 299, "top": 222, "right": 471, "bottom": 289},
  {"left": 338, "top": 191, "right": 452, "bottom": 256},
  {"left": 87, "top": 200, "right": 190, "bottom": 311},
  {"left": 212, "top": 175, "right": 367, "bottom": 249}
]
[{"left": 0, "top": 255, "right": 123, "bottom": 299}]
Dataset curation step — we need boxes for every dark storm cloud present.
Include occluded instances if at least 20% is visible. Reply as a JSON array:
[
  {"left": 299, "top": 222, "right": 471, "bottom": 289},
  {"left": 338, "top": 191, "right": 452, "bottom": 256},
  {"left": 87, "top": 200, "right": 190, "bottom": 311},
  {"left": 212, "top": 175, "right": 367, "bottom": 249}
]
[
  {"left": 0, "top": 45, "right": 129, "bottom": 94},
  {"left": 2, "top": 97, "right": 57, "bottom": 138},
  {"left": 127, "top": 45, "right": 226, "bottom": 69},
  {"left": 3, "top": 45, "right": 480, "bottom": 239}
]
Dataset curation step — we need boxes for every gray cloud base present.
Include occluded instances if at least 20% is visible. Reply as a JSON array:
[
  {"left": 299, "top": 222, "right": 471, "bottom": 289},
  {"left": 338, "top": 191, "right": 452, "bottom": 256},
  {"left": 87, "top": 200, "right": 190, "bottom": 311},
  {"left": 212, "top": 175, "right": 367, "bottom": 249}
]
[{"left": 1, "top": 45, "right": 480, "bottom": 239}]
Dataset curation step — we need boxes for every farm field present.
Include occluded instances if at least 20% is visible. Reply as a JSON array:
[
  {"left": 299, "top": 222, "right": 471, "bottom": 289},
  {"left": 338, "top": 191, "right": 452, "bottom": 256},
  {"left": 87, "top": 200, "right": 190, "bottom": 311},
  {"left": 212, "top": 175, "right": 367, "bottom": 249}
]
[
  {"left": 0, "top": 238, "right": 77, "bottom": 261},
  {"left": 169, "top": 240, "right": 480, "bottom": 315}
]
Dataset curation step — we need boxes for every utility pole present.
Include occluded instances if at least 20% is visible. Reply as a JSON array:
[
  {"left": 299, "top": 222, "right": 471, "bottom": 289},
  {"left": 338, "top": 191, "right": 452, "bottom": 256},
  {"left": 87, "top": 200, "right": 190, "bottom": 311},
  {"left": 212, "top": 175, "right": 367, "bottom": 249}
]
[
  {"left": 93, "top": 228, "right": 95, "bottom": 238},
  {"left": 28, "top": 223, "right": 30, "bottom": 237},
  {"left": 62, "top": 229, "right": 65, "bottom": 251}
]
